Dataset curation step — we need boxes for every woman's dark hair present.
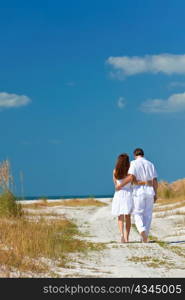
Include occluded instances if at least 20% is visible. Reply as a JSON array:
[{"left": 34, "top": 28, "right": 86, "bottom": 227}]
[
  {"left": 114, "top": 153, "right": 130, "bottom": 180},
  {"left": 133, "top": 148, "right": 144, "bottom": 157}
]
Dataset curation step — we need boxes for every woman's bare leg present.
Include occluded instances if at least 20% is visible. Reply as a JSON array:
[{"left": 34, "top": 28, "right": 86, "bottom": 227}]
[
  {"left": 124, "top": 214, "right": 131, "bottom": 242},
  {"left": 118, "top": 215, "right": 125, "bottom": 242}
]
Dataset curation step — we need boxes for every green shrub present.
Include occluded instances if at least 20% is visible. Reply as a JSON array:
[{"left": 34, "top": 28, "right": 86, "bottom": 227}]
[{"left": 0, "top": 190, "right": 23, "bottom": 218}]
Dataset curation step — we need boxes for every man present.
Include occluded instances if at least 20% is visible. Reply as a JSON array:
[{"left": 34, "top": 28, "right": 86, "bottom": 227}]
[{"left": 116, "top": 148, "right": 158, "bottom": 243}]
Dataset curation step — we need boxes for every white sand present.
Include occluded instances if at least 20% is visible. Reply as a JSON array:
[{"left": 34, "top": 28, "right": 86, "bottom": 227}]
[
  {"left": 3, "top": 197, "right": 185, "bottom": 277},
  {"left": 52, "top": 198, "right": 185, "bottom": 278}
]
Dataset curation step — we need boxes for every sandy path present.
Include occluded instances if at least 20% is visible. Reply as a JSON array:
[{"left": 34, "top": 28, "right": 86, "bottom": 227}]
[{"left": 52, "top": 198, "right": 185, "bottom": 278}]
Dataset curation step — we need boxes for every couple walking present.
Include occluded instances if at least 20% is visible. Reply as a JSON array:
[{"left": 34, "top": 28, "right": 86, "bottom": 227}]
[{"left": 112, "top": 148, "right": 158, "bottom": 243}]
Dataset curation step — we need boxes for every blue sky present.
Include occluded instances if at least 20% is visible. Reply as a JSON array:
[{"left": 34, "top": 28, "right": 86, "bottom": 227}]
[{"left": 1, "top": 0, "right": 185, "bottom": 197}]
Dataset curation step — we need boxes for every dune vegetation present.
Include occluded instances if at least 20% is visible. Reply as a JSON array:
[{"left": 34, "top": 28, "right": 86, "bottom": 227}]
[
  {"left": 0, "top": 193, "right": 106, "bottom": 276},
  {"left": 21, "top": 198, "right": 107, "bottom": 209},
  {"left": 0, "top": 198, "right": 106, "bottom": 276},
  {"left": 157, "top": 179, "right": 185, "bottom": 204},
  {"left": 0, "top": 160, "right": 106, "bottom": 277},
  {"left": 0, "top": 216, "right": 105, "bottom": 276},
  {"left": 0, "top": 190, "right": 23, "bottom": 218}
]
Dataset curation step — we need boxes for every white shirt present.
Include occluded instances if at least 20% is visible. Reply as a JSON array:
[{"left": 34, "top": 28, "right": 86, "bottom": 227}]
[
  {"left": 128, "top": 156, "right": 157, "bottom": 196},
  {"left": 128, "top": 157, "right": 157, "bottom": 181}
]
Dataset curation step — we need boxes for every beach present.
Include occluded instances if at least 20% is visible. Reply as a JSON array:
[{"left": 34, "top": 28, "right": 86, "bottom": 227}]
[{"left": 1, "top": 196, "right": 184, "bottom": 278}]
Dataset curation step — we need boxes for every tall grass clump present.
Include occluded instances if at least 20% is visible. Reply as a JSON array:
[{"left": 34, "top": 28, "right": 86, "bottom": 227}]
[
  {"left": 0, "top": 217, "right": 105, "bottom": 274},
  {"left": 0, "top": 190, "right": 23, "bottom": 218},
  {"left": 157, "top": 179, "right": 185, "bottom": 206},
  {"left": 157, "top": 181, "right": 174, "bottom": 199},
  {"left": 170, "top": 179, "right": 185, "bottom": 197},
  {"left": 0, "top": 159, "right": 23, "bottom": 217},
  {"left": 0, "top": 160, "right": 106, "bottom": 276}
]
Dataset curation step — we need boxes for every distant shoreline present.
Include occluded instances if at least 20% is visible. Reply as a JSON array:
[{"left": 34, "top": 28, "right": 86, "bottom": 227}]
[{"left": 16, "top": 194, "right": 114, "bottom": 201}]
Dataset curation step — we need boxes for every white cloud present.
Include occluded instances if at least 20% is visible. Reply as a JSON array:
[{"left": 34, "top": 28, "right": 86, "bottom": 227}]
[
  {"left": 117, "top": 97, "right": 126, "bottom": 109},
  {"left": 0, "top": 92, "right": 31, "bottom": 109},
  {"left": 140, "top": 92, "right": 185, "bottom": 113},
  {"left": 106, "top": 54, "right": 185, "bottom": 77}
]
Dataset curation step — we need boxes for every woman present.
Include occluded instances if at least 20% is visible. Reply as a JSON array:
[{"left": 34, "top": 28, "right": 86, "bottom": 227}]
[
  {"left": 112, "top": 153, "right": 153, "bottom": 243},
  {"left": 112, "top": 153, "right": 132, "bottom": 243}
]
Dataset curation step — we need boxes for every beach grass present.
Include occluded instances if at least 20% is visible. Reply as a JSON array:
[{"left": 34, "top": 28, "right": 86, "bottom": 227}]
[
  {"left": 21, "top": 198, "right": 107, "bottom": 209},
  {"left": 0, "top": 215, "right": 106, "bottom": 276},
  {"left": 156, "top": 197, "right": 185, "bottom": 206},
  {"left": 157, "top": 179, "right": 185, "bottom": 201},
  {"left": 23, "top": 211, "right": 65, "bottom": 218},
  {"left": 0, "top": 190, "right": 23, "bottom": 218},
  {"left": 128, "top": 255, "right": 174, "bottom": 268},
  {"left": 148, "top": 233, "right": 185, "bottom": 260},
  {"left": 154, "top": 199, "right": 185, "bottom": 212}
]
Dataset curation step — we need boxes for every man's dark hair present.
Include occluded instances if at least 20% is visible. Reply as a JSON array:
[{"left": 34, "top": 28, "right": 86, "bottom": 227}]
[{"left": 134, "top": 148, "right": 144, "bottom": 157}]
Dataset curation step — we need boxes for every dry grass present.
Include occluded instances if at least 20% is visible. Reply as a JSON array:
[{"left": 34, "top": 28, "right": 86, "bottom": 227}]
[
  {"left": 154, "top": 200, "right": 185, "bottom": 212},
  {"left": 128, "top": 256, "right": 174, "bottom": 268},
  {"left": 0, "top": 191, "right": 23, "bottom": 218},
  {"left": 169, "top": 246, "right": 185, "bottom": 259},
  {"left": 158, "top": 179, "right": 185, "bottom": 200},
  {"left": 156, "top": 197, "right": 185, "bottom": 206},
  {"left": 21, "top": 198, "right": 107, "bottom": 209},
  {"left": 59, "top": 198, "right": 107, "bottom": 207},
  {"left": 157, "top": 181, "right": 174, "bottom": 199},
  {"left": 0, "top": 249, "right": 48, "bottom": 273},
  {"left": 154, "top": 179, "right": 185, "bottom": 212},
  {"left": 171, "top": 179, "right": 185, "bottom": 195},
  {"left": 174, "top": 211, "right": 185, "bottom": 216},
  {"left": 148, "top": 233, "right": 185, "bottom": 260},
  {"left": 0, "top": 216, "right": 106, "bottom": 276},
  {"left": 23, "top": 211, "right": 65, "bottom": 218}
]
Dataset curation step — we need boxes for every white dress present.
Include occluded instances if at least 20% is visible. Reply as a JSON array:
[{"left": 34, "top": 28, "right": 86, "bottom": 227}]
[{"left": 111, "top": 179, "right": 133, "bottom": 216}]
